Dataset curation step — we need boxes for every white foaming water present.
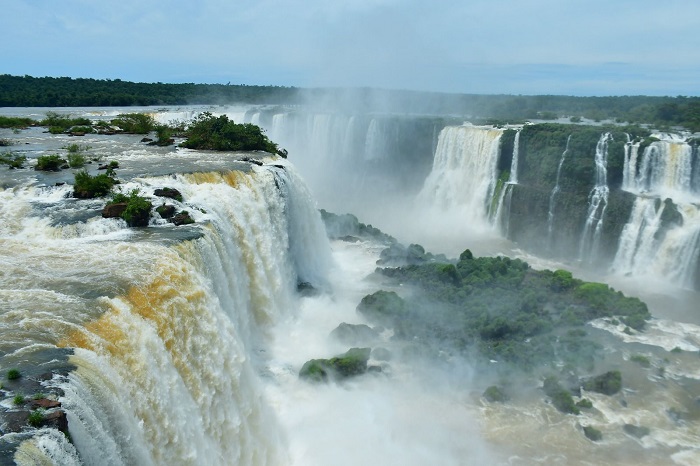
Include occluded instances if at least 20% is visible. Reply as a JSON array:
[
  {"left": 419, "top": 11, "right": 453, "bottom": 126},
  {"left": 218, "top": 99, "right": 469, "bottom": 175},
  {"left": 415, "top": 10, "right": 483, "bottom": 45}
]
[
  {"left": 547, "top": 135, "right": 571, "bottom": 245},
  {"left": 417, "top": 125, "right": 503, "bottom": 233},
  {"left": 579, "top": 132, "right": 611, "bottom": 263},
  {"left": 264, "top": 240, "right": 505, "bottom": 466},
  {"left": 0, "top": 160, "right": 330, "bottom": 465}
]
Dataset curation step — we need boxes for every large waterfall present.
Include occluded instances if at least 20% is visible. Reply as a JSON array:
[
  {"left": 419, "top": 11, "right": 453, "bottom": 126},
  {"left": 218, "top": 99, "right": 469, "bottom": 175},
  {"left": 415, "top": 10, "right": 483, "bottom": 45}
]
[
  {"left": 613, "top": 137, "right": 700, "bottom": 288},
  {"left": 0, "top": 152, "right": 331, "bottom": 464},
  {"left": 417, "top": 125, "right": 503, "bottom": 230}
]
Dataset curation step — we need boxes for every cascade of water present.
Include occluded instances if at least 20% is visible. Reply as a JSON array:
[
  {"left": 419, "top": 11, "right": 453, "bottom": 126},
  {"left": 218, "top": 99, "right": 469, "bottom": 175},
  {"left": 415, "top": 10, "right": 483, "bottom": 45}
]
[
  {"left": 509, "top": 130, "right": 520, "bottom": 184},
  {"left": 621, "top": 134, "right": 641, "bottom": 191},
  {"left": 612, "top": 197, "right": 667, "bottom": 274},
  {"left": 417, "top": 125, "right": 503, "bottom": 229},
  {"left": 547, "top": 135, "right": 572, "bottom": 246},
  {"left": 0, "top": 164, "right": 330, "bottom": 465},
  {"left": 633, "top": 140, "right": 695, "bottom": 200},
  {"left": 579, "top": 132, "right": 611, "bottom": 263}
]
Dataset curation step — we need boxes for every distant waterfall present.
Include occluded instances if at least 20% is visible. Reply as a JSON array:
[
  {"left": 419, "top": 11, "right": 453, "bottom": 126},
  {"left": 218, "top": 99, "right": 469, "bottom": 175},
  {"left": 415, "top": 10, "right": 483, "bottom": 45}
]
[
  {"left": 579, "top": 133, "right": 611, "bottom": 263},
  {"left": 494, "top": 129, "right": 521, "bottom": 234},
  {"left": 509, "top": 130, "right": 520, "bottom": 184},
  {"left": 547, "top": 135, "right": 572, "bottom": 246},
  {"left": 614, "top": 137, "right": 700, "bottom": 287},
  {"left": 417, "top": 125, "right": 503, "bottom": 228},
  {"left": 1, "top": 164, "right": 330, "bottom": 465}
]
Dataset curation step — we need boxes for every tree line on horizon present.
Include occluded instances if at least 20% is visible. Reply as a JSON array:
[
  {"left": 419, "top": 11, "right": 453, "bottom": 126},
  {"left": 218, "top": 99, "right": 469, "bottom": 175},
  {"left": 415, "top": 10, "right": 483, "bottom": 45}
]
[{"left": 1, "top": 74, "right": 699, "bottom": 132}]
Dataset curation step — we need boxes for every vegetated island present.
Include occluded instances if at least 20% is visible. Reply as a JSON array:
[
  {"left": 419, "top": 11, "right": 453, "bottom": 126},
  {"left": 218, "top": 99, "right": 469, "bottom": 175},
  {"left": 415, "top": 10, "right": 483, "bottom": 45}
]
[{"left": 301, "top": 213, "right": 657, "bottom": 440}]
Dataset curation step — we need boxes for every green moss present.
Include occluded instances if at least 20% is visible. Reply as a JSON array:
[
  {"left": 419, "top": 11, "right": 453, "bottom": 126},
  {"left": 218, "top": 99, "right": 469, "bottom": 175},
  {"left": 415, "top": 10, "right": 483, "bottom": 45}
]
[{"left": 299, "top": 348, "right": 372, "bottom": 382}]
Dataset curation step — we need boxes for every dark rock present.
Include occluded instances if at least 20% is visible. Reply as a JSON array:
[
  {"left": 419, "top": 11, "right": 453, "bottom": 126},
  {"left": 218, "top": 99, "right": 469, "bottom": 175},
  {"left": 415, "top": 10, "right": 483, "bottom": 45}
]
[
  {"left": 154, "top": 187, "right": 183, "bottom": 202},
  {"left": 171, "top": 211, "right": 194, "bottom": 226},
  {"left": 2, "top": 411, "right": 29, "bottom": 433},
  {"left": 583, "top": 425, "right": 602, "bottom": 441},
  {"left": 156, "top": 204, "right": 177, "bottom": 219},
  {"left": 277, "top": 148, "right": 288, "bottom": 158},
  {"left": 356, "top": 290, "right": 408, "bottom": 327},
  {"left": 140, "top": 137, "right": 153, "bottom": 143},
  {"left": 623, "top": 424, "right": 650, "bottom": 438},
  {"left": 102, "top": 202, "right": 127, "bottom": 219},
  {"left": 241, "top": 157, "right": 263, "bottom": 166},
  {"left": 297, "top": 281, "right": 319, "bottom": 297},
  {"left": 29, "top": 399, "right": 61, "bottom": 409},
  {"left": 41, "top": 411, "right": 68, "bottom": 433},
  {"left": 330, "top": 323, "right": 379, "bottom": 345},
  {"left": 299, "top": 347, "right": 371, "bottom": 382}
]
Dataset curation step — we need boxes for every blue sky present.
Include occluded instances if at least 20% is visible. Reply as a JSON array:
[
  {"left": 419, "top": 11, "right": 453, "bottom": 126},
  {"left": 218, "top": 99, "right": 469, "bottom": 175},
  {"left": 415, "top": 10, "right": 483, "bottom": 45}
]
[{"left": 2, "top": 0, "right": 699, "bottom": 96}]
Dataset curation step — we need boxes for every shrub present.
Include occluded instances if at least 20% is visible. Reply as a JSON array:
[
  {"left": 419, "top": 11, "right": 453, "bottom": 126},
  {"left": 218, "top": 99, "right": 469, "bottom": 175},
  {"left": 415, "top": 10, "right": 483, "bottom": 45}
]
[
  {"left": 630, "top": 354, "right": 651, "bottom": 368},
  {"left": 0, "top": 152, "right": 26, "bottom": 169},
  {"left": 13, "top": 394, "right": 25, "bottom": 405},
  {"left": 0, "top": 116, "right": 33, "bottom": 129},
  {"left": 36, "top": 154, "right": 67, "bottom": 171},
  {"left": 40, "top": 112, "right": 91, "bottom": 132},
  {"left": 582, "top": 371, "right": 622, "bottom": 395},
  {"left": 180, "top": 112, "right": 279, "bottom": 153},
  {"left": 108, "top": 189, "right": 152, "bottom": 227},
  {"left": 111, "top": 113, "right": 155, "bottom": 134},
  {"left": 73, "top": 170, "right": 117, "bottom": 198},
  {"left": 483, "top": 385, "right": 508, "bottom": 402},
  {"left": 7, "top": 368, "right": 21, "bottom": 380},
  {"left": 63, "top": 143, "right": 91, "bottom": 153},
  {"left": 27, "top": 409, "right": 45, "bottom": 427},
  {"left": 67, "top": 152, "right": 87, "bottom": 168}
]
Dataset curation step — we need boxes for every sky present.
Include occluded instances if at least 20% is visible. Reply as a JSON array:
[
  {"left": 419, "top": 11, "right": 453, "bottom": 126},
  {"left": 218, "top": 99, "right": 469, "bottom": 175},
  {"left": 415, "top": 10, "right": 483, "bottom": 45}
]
[{"left": 2, "top": 0, "right": 699, "bottom": 96}]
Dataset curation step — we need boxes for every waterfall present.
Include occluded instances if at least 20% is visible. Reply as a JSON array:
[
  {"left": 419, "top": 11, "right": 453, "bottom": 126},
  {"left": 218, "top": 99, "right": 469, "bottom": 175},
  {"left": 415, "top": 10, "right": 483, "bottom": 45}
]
[
  {"left": 621, "top": 134, "right": 641, "bottom": 191},
  {"left": 579, "top": 132, "right": 611, "bottom": 263},
  {"left": 547, "top": 135, "right": 572, "bottom": 246},
  {"left": 631, "top": 140, "right": 695, "bottom": 201},
  {"left": 509, "top": 130, "right": 520, "bottom": 184},
  {"left": 417, "top": 125, "right": 503, "bottom": 228},
  {"left": 0, "top": 164, "right": 330, "bottom": 465}
]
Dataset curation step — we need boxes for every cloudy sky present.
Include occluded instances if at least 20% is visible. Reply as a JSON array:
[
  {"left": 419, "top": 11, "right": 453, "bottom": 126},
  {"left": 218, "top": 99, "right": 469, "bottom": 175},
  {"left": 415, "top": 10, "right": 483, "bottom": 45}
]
[{"left": 3, "top": 0, "right": 698, "bottom": 96}]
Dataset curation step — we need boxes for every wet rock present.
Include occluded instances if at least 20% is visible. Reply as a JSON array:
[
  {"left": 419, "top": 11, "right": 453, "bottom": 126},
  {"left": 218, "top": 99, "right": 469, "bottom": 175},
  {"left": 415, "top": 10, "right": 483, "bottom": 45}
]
[
  {"left": 623, "top": 424, "right": 650, "bottom": 438},
  {"left": 154, "top": 187, "right": 183, "bottom": 202},
  {"left": 102, "top": 202, "right": 127, "bottom": 218},
  {"left": 140, "top": 137, "right": 153, "bottom": 143},
  {"left": 170, "top": 211, "right": 194, "bottom": 226},
  {"left": 41, "top": 411, "right": 68, "bottom": 433},
  {"left": 330, "top": 323, "right": 379, "bottom": 346},
  {"left": 583, "top": 425, "right": 602, "bottom": 441},
  {"left": 156, "top": 204, "right": 177, "bottom": 219},
  {"left": 297, "top": 281, "right": 319, "bottom": 297},
  {"left": 299, "top": 347, "right": 372, "bottom": 383},
  {"left": 29, "top": 399, "right": 61, "bottom": 409}
]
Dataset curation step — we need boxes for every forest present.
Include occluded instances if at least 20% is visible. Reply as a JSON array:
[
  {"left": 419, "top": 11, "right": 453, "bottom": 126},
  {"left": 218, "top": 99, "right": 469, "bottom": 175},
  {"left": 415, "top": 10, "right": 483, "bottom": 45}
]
[{"left": 1, "top": 75, "right": 699, "bottom": 132}]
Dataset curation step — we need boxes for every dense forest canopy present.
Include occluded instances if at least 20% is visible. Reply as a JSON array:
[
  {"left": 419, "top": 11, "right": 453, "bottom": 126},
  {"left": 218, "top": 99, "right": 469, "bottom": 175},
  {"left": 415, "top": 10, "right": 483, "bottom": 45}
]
[{"left": 1, "top": 75, "right": 699, "bottom": 131}]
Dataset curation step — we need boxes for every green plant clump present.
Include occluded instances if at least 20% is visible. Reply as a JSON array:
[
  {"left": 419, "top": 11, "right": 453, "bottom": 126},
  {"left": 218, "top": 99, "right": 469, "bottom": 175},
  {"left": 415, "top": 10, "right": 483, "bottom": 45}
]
[
  {"left": 13, "top": 394, "right": 25, "bottom": 405},
  {"left": 110, "top": 113, "right": 155, "bottom": 134},
  {"left": 27, "top": 409, "right": 45, "bottom": 428},
  {"left": 7, "top": 368, "right": 21, "bottom": 380},
  {"left": 36, "top": 154, "right": 67, "bottom": 171},
  {"left": 73, "top": 170, "right": 117, "bottom": 198},
  {"left": 0, "top": 152, "right": 26, "bottom": 169},
  {"left": 0, "top": 116, "right": 34, "bottom": 129},
  {"left": 67, "top": 152, "right": 87, "bottom": 168},
  {"left": 583, "top": 425, "right": 602, "bottom": 441},
  {"left": 108, "top": 189, "right": 152, "bottom": 227},
  {"left": 180, "top": 112, "right": 279, "bottom": 153}
]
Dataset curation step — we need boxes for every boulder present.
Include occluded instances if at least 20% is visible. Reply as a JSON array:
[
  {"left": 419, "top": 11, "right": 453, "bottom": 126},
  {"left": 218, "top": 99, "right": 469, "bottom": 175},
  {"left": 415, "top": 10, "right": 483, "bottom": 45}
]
[
  {"left": 582, "top": 371, "right": 622, "bottom": 395},
  {"left": 29, "top": 398, "right": 61, "bottom": 409},
  {"left": 330, "top": 323, "right": 379, "bottom": 345},
  {"left": 623, "top": 424, "right": 650, "bottom": 438},
  {"left": 299, "top": 347, "right": 371, "bottom": 383},
  {"left": 102, "top": 202, "right": 128, "bottom": 219},
  {"left": 171, "top": 211, "right": 194, "bottom": 226},
  {"left": 41, "top": 411, "right": 68, "bottom": 433},
  {"left": 154, "top": 187, "right": 183, "bottom": 202},
  {"left": 156, "top": 204, "right": 177, "bottom": 219}
]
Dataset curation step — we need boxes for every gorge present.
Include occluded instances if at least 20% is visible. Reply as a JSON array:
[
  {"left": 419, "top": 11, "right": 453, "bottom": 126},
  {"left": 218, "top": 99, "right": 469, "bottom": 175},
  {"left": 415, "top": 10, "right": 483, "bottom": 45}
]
[{"left": 1, "top": 105, "right": 700, "bottom": 465}]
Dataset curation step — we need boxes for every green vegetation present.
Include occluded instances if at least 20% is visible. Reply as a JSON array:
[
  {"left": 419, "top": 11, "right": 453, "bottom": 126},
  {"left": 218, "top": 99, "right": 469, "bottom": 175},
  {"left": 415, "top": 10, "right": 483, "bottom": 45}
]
[
  {"left": 582, "top": 371, "right": 622, "bottom": 395},
  {"left": 583, "top": 426, "right": 602, "bottom": 441},
  {"left": 7, "top": 368, "right": 21, "bottom": 380},
  {"left": 630, "top": 354, "right": 651, "bottom": 368},
  {"left": 39, "top": 111, "right": 92, "bottom": 134},
  {"left": 0, "top": 138, "right": 14, "bottom": 146},
  {"left": 63, "top": 143, "right": 90, "bottom": 168},
  {"left": 12, "top": 394, "right": 25, "bottom": 406},
  {"left": 299, "top": 348, "right": 372, "bottom": 383},
  {"left": 0, "top": 116, "right": 34, "bottom": 129},
  {"left": 27, "top": 409, "right": 45, "bottom": 428},
  {"left": 73, "top": 170, "right": 117, "bottom": 198},
  {"left": 543, "top": 376, "right": 580, "bottom": 414},
  {"left": 180, "top": 112, "right": 279, "bottom": 153},
  {"left": 36, "top": 154, "right": 67, "bottom": 171},
  {"left": 109, "top": 189, "right": 152, "bottom": 226},
  {"left": 576, "top": 398, "right": 593, "bottom": 409},
  {"left": 483, "top": 385, "right": 509, "bottom": 402},
  {"left": 111, "top": 113, "right": 155, "bottom": 134},
  {"left": 0, "top": 152, "right": 26, "bottom": 169},
  {"left": 623, "top": 424, "right": 650, "bottom": 438},
  {"left": 375, "top": 247, "right": 649, "bottom": 372}
]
